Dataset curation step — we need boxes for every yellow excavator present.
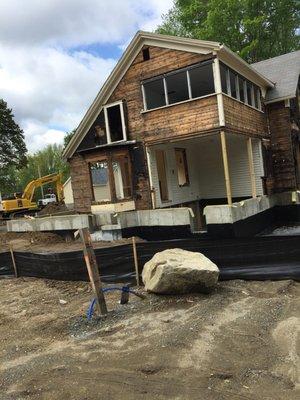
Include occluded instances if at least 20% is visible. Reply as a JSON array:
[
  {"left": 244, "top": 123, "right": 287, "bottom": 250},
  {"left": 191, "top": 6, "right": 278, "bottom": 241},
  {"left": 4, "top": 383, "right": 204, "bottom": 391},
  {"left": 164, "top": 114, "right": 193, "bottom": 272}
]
[{"left": 0, "top": 173, "right": 64, "bottom": 219}]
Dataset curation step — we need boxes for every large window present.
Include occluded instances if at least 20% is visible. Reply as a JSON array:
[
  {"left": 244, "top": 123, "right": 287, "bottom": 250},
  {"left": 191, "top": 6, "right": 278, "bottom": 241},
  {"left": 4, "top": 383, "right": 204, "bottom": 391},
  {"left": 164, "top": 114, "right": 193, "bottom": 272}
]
[
  {"left": 189, "top": 64, "right": 215, "bottom": 99},
  {"left": 142, "top": 60, "right": 215, "bottom": 111},
  {"left": 103, "top": 101, "right": 127, "bottom": 143},
  {"left": 90, "top": 161, "right": 111, "bottom": 202},
  {"left": 166, "top": 70, "right": 189, "bottom": 104},
  {"left": 143, "top": 79, "right": 166, "bottom": 109},
  {"left": 220, "top": 62, "right": 262, "bottom": 110},
  {"left": 89, "top": 151, "right": 132, "bottom": 203}
]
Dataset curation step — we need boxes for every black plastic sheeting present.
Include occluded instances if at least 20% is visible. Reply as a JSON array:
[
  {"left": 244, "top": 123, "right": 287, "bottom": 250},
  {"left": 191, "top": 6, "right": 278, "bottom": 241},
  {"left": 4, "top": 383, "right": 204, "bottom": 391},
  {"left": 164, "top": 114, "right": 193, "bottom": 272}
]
[{"left": 1, "top": 235, "right": 300, "bottom": 282}]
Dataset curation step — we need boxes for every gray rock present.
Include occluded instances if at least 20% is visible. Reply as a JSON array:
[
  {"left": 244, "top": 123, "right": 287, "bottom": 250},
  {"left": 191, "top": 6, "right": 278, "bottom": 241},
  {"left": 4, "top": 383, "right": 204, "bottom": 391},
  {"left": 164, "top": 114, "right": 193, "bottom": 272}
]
[{"left": 142, "top": 248, "right": 219, "bottom": 294}]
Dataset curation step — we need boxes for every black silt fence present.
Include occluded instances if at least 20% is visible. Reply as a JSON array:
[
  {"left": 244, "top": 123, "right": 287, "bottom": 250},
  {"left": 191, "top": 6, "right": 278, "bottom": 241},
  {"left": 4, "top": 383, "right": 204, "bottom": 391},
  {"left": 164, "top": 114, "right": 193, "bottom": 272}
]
[{"left": 0, "top": 235, "right": 300, "bottom": 282}]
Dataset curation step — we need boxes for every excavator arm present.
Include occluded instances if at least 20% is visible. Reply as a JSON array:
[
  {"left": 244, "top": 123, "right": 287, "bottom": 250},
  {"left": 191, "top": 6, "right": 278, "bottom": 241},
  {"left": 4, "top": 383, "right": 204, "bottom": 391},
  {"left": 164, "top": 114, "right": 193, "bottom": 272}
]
[{"left": 22, "top": 173, "right": 64, "bottom": 202}]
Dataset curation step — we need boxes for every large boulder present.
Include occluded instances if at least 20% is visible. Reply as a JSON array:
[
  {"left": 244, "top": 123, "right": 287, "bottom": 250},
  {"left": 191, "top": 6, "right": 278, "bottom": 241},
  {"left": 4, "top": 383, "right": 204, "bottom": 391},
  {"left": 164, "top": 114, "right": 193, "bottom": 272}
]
[{"left": 142, "top": 248, "right": 219, "bottom": 294}]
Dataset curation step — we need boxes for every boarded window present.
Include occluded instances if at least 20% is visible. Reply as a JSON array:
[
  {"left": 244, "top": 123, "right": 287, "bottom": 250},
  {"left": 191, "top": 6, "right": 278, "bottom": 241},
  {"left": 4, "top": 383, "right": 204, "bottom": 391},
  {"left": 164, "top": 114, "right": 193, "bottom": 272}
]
[
  {"left": 144, "top": 78, "right": 166, "bottom": 109},
  {"left": 90, "top": 161, "right": 111, "bottom": 202},
  {"left": 155, "top": 150, "right": 169, "bottom": 201},
  {"left": 175, "top": 148, "right": 189, "bottom": 186},
  {"left": 229, "top": 70, "right": 237, "bottom": 99},
  {"left": 189, "top": 63, "right": 215, "bottom": 98},
  {"left": 220, "top": 63, "right": 228, "bottom": 94},
  {"left": 165, "top": 70, "right": 189, "bottom": 104}
]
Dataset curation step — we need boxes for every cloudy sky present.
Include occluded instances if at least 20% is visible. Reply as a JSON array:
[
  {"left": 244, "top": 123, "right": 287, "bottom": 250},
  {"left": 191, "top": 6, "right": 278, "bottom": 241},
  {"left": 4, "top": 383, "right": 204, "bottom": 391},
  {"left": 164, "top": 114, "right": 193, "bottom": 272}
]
[{"left": 0, "top": 0, "right": 173, "bottom": 153}]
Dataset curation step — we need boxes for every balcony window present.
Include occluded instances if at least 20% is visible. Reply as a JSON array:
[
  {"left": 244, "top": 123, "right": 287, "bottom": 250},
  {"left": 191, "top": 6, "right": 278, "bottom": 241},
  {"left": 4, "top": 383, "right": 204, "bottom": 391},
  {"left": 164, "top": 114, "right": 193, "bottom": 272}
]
[
  {"left": 143, "top": 78, "right": 166, "bottom": 109},
  {"left": 165, "top": 70, "right": 189, "bottom": 104},
  {"left": 229, "top": 70, "right": 237, "bottom": 99},
  {"left": 142, "top": 60, "right": 215, "bottom": 111},
  {"left": 189, "top": 64, "right": 215, "bottom": 99}
]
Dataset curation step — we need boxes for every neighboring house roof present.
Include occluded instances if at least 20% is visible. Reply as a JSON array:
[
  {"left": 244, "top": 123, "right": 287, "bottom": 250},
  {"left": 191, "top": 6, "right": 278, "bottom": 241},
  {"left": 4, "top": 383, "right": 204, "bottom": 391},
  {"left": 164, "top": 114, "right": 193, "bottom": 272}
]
[
  {"left": 252, "top": 50, "right": 300, "bottom": 103},
  {"left": 63, "top": 31, "right": 274, "bottom": 160}
]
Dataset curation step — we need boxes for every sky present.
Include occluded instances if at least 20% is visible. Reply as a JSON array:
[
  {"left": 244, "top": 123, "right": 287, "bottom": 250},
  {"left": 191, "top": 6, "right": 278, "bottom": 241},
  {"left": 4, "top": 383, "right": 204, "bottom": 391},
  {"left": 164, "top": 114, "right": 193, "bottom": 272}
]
[{"left": 0, "top": 0, "right": 173, "bottom": 153}]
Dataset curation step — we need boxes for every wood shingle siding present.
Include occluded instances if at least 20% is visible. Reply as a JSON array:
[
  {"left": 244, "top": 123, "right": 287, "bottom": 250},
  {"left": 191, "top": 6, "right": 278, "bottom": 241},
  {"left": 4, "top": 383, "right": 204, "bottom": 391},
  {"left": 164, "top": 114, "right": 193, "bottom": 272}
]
[
  {"left": 107, "top": 46, "right": 219, "bottom": 144},
  {"left": 223, "top": 95, "right": 268, "bottom": 137},
  {"left": 267, "top": 101, "right": 297, "bottom": 191}
]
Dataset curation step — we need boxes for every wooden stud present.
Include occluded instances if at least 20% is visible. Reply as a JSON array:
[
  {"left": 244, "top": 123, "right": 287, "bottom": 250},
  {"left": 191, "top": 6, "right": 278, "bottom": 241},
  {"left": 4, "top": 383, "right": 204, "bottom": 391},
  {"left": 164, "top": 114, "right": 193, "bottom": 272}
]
[
  {"left": 9, "top": 246, "right": 18, "bottom": 278},
  {"left": 132, "top": 236, "right": 140, "bottom": 286},
  {"left": 80, "top": 228, "right": 107, "bottom": 316},
  {"left": 247, "top": 137, "right": 257, "bottom": 198},
  {"left": 220, "top": 131, "right": 232, "bottom": 205}
]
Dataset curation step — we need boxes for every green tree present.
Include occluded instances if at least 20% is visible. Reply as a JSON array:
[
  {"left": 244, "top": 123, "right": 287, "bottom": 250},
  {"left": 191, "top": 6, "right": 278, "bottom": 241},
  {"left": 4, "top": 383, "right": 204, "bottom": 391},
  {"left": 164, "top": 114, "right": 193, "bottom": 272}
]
[
  {"left": 0, "top": 99, "right": 27, "bottom": 194},
  {"left": 63, "top": 129, "right": 76, "bottom": 149},
  {"left": 157, "top": 0, "right": 300, "bottom": 62},
  {"left": 16, "top": 144, "right": 70, "bottom": 201}
]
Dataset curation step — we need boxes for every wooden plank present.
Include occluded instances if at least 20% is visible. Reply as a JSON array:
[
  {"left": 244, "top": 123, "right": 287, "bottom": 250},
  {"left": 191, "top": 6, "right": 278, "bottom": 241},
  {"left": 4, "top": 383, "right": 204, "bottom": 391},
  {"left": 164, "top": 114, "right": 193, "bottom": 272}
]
[
  {"left": 9, "top": 246, "right": 18, "bottom": 278},
  {"left": 80, "top": 228, "right": 107, "bottom": 315},
  {"left": 132, "top": 236, "right": 140, "bottom": 286},
  {"left": 220, "top": 131, "right": 232, "bottom": 205},
  {"left": 247, "top": 137, "right": 257, "bottom": 198}
]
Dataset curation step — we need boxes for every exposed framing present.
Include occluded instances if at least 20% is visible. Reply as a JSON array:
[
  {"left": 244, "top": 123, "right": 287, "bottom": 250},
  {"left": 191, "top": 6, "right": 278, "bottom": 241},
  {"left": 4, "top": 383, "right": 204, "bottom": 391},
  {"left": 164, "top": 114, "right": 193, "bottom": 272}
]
[{"left": 88, "top": 148, "right": 133, "bottom": 204}]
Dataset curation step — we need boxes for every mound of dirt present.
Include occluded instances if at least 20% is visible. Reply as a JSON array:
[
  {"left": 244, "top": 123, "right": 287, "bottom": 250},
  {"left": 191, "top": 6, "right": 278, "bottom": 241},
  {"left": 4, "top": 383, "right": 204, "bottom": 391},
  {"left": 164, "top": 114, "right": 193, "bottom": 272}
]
[
  {"left": 38, "top": 202, "right": 68, "bottom": 216},
  {"left": 0, "top": 232, "right": 64, "bottom": 250}
]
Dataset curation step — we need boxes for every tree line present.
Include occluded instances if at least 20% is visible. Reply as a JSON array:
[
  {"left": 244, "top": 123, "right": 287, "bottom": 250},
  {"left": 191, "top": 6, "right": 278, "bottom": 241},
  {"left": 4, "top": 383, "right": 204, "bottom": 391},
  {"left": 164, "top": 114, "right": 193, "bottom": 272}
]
[{"left": 0, "top": 99, "right": 71, "bottom": 199}]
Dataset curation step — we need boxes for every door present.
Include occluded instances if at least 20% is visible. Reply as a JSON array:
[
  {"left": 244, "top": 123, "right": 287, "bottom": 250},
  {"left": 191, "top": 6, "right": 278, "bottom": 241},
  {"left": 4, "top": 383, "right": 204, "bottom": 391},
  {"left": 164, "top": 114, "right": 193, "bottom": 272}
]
[{"left": 155, "top": 150, "right": 169, "bottom": 202}]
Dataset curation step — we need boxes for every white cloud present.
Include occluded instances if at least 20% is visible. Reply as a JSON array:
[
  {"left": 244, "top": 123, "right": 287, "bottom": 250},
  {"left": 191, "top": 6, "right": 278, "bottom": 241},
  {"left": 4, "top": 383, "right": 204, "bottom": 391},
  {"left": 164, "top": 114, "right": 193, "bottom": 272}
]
[{"left": 0, "top": 0, "right": 173, "bottom": 153}]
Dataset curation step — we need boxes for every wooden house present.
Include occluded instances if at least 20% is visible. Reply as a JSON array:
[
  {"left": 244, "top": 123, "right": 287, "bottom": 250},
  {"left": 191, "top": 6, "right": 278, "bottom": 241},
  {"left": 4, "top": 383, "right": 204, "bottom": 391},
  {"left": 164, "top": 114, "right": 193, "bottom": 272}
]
[{"left": 63, "top": 32, "right": 300, "bottom": 229}]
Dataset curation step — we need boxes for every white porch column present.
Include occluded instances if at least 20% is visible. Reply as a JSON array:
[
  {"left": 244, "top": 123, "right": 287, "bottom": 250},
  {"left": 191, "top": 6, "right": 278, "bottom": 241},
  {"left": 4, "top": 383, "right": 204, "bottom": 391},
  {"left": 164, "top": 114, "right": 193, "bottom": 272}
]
[
  {"left": 247, "top": 137, "right": 257, "bottom": 198},
  {"left": 220, "top": 131, "right": 232, "bottom": 205}
]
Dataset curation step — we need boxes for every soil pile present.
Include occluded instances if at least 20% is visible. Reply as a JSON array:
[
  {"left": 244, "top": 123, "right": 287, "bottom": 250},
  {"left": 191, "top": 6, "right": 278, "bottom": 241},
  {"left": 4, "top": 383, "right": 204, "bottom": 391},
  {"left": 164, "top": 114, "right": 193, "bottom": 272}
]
[{"left": 38, "top": 202, "right": 69, "bottom": 216}]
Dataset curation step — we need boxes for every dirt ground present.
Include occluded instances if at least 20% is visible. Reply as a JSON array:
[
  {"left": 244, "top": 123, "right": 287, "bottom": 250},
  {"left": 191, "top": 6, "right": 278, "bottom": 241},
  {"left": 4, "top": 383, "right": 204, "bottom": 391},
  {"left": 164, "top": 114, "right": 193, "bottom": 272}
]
[
  {"left": 0, "top": 277, "right": 299, "bottom": 400},
  {"left": 0, "top": 231, "right": 141, "bottom": 253}
]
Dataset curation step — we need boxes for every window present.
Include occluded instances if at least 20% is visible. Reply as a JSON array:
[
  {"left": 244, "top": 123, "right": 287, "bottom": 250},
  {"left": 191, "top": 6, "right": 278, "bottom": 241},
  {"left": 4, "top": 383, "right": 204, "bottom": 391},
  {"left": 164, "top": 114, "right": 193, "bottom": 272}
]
[
  {"left": 112, "top": 155, "right": 132, "bottom": 199},
  {"left": 189, "top": 63, "right": 215, "bottom": 99},
  {"left": 220, "top": 62, "right": 262, "bottom": 110},
  {"left": 90, "top": 161, "right": 111, "bottom": 202},
  {"left": 143, "top": 78, "right": 166, "bottom": 109},
  {"left": 238, "top": 77, "right": 245, "bottom": 103},
  {"left": 246, "top": 81, "right": 253, "bottom": 106},
  {"left": 220, "top": 63, "right": 228, "bottom": 94},
  {"left": 142, "top": 60, "right": 215, "bottom": 111},
  {"left": 89, "top": 151, "right": 132, "bottom": 203},
  {"left": 229, "top": 70, "right": 237, "bottom": 99},
  {"left": 166, "top": 70, "right": 189, "bottom": 104},
  {"left": 175, "top": 148, "right": 189, "bottom": 186},
  {"left": 102, "top": 101, "right": 127, "bottom": 144}
]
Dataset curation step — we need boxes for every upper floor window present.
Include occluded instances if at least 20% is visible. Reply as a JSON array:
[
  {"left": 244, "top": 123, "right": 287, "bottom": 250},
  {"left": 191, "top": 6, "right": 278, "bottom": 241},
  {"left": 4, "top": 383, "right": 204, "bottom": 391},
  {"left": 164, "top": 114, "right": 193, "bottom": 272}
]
[
  {"left": 220, "top": 62, "right": 262, "bottom": 111},
  {"left": 104, "top": 101, "right": 127, "bottom": 143},
  {"left": 142, "top": 60, "right": 215, "bottom": 111}
]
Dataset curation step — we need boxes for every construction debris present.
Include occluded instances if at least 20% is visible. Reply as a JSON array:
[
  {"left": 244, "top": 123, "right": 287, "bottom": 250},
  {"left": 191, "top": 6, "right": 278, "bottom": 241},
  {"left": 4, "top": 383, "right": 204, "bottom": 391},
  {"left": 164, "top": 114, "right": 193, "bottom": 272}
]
[{"left": 142, "top": 248, "right": 219, "bottom": 294}]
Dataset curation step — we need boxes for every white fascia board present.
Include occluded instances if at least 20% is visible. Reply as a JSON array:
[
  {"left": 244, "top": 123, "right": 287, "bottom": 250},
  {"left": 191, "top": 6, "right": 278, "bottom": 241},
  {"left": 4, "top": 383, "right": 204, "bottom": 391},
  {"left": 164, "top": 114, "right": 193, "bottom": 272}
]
[{"left": 218, "top": 45, "right": 275, "bottom": 89}]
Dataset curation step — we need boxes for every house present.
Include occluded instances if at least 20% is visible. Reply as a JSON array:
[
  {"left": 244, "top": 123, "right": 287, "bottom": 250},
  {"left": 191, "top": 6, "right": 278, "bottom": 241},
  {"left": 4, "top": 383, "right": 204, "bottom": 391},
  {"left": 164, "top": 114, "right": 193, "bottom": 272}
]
[{"left": 63, "top": 31, "right": 300, "bottom": 236}]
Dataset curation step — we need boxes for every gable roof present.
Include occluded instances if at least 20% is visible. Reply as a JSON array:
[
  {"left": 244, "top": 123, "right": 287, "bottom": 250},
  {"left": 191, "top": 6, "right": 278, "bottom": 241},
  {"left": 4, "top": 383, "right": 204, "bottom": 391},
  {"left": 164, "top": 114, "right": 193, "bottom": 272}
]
[
  {"left": 252, "top": 50, "right": 300, "bottom": 103},
  {"left": 63, "top": 31, "right": 274, "bottom": 159}
]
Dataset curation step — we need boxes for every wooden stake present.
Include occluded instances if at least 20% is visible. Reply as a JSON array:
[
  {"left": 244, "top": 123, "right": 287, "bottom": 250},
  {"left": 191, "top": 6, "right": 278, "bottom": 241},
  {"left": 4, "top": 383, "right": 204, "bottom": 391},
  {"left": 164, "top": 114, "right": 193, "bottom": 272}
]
[
  {"left": 132, "top": 236, "right": 140, "bottom": 286},
  {"left": 80, "top": 228, "right": 107, "bottom": 316},
  {"left": 9, "top": 246, "right": 18, "bottom": 278},
  {"left": 220, "top": 131, "right": 232, "bottom": 205},
  {"left": 247, "top": 137, "right": 257, "bottom": 198}
]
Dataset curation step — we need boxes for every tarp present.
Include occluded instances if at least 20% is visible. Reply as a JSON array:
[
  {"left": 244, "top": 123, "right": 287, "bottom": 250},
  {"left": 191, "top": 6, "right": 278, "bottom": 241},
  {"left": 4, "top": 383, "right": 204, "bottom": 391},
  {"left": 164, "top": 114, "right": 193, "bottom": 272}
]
[{"left": 1, "top": 235, "right": 300, "bottom": 282}]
